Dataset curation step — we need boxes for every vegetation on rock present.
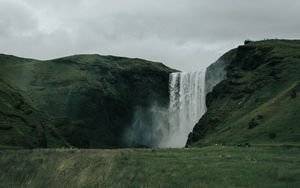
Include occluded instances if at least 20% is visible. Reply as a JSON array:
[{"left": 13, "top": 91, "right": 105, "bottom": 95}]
[
  {"left": 188, "top": 40, "right": 300, "bottom": 146},
  {"left": 0, "top": 79, "right": 68, "bottom": 149},
  {"left": 0, "top": 54, "right": 175, "bottom": 148}
]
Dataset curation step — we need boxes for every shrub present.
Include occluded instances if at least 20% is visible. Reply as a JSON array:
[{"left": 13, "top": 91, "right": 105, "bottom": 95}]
[
  {"left": 244, "top": 39, "right": 254, "bottom": 45},
  {"left": 269, "top": 132, "right": 277, "bottom": 139},
  {"left": 290, "top": 89, "right": 297, "bottom": 98}
]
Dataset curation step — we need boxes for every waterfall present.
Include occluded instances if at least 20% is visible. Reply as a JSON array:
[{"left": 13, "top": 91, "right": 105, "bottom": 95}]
[
  {"left": 124, "top": 70, "right": 207, "bottom": 148},
  {"left": 160, "top": 71, "right": 206, "bottom": 147}
]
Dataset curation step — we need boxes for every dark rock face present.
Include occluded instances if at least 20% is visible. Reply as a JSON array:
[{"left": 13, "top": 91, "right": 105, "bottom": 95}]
[
  {"left": 187, "top": 40, "right": 300, "bottom": 146},
  {"left": 0, "top": 54, "right": 175, "bottom": 148},
  {"left": 205, "top": 49, "right": 234, "bottom": 95}
]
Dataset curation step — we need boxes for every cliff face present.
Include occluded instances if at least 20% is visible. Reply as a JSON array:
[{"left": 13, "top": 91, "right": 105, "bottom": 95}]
[
  {"left": 0, "top": 54, "right": 175, "bottom": 148},
  {"left": 204, "top": 50, "right": 233, "bottom": 94},
  {"left": 188, "top": 40, "right": 300, "bottom": 146}
]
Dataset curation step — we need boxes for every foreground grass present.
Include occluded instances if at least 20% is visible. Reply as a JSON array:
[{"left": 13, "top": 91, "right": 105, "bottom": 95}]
[{"left": 0, "top": 146, "right": 300, "bottom": 188}]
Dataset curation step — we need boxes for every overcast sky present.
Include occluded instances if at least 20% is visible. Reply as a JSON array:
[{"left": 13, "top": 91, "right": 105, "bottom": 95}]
[{"left": 0, "top": 0, "right": 299, "bottom": 71}]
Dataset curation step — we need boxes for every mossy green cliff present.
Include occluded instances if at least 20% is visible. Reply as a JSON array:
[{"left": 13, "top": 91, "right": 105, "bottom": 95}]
[
  {"left": 188, "top": 40, "right": 300, "bottom": 146},
  {"left": 0, "top": 54, "right": 175, "bottom": 148}
]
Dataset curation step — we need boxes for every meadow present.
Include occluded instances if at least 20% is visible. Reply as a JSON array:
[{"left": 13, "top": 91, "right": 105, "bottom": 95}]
[{"left": 1, "top": 145, "right": 299, "bottom": 188}]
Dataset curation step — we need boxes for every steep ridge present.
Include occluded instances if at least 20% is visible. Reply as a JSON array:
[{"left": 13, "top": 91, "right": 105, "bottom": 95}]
[
  {"left": 0, "top": 54, "right": 175, "bottom": 148},
  {"left": 0, "top": 79, "right": 68, "bottom": 149},
  {"left": 187, "top": 40, "right": 300, "bottom": 146}
]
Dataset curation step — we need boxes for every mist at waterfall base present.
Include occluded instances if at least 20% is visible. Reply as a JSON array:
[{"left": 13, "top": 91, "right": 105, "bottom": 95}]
[{"left": 124, "top": 71, "right": 206, "bottom": 148}]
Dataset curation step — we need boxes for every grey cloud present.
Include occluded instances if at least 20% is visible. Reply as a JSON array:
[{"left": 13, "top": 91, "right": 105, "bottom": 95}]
[
  {"left": 0, "top": 1, "right": 37, "bottom": 37},
  {"left": 0, "top": 0, "right": 299, "bottom": 71}
]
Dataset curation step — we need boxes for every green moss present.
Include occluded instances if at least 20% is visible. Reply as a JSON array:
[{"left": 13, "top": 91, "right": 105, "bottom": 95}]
[
  {"left": 0, "top": 79, "right": 68, "bottom": 148},
  {"left": 0, "top": 53, "right": 175, "bottom": 148},
  {"left": 188, "top": 39, "right": 300, "bottom": 146}
]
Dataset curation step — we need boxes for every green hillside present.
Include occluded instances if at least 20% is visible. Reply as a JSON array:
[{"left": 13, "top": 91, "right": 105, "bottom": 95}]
[
  {"left": 0, "top": 54, "right": 175, "bottom": 148},
  {"left": 1, "top": 40, "right": 300, "bottom": 188},
  {"left": 188, "top": 40, "right": 300, "bottom": 146},
  {"left": 0, "top": 79, "right": 68, "bottom": 149}
]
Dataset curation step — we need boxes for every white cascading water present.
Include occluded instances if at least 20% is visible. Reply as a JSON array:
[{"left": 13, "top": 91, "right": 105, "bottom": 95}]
[{"left": 160, "top": 71, "right": 206, "bottom": 147}]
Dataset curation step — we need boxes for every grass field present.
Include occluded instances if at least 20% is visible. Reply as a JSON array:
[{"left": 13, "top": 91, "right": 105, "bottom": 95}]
[{"left": 0, "top": 145, "right": 299, "bottom": 188}]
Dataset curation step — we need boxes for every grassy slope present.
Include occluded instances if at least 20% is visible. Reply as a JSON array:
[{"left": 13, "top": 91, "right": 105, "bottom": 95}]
[
  {"left": 0, "top": 54, "right": 175, "bottom": 148},
  {"left": 0, "top": 146, "right": 299, "bottom": 188},
  {"left": 1, "top": 42, "right": 299, "bottom": 188},
  {"left": 0, "top": 79, "right": 68, "bottom": 149},
  {"left": 188, "top": 40, "right": 300, "bottom": 146}
]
